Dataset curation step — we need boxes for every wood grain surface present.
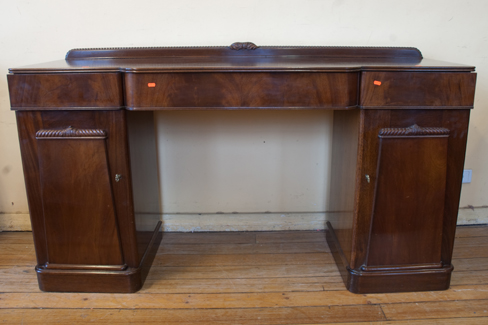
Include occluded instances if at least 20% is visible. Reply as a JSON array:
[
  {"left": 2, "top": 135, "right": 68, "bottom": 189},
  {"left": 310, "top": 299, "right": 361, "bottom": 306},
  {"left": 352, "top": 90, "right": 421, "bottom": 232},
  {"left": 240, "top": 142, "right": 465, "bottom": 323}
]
[
  {"left": 125, "top": 72, "right": 358, "bottom": 110},
  {"left": 8, "top": 73, "right": 123, "bottom": 109},
  {"left": 360, "top": 72, "right": 476, "bottom": 108}
]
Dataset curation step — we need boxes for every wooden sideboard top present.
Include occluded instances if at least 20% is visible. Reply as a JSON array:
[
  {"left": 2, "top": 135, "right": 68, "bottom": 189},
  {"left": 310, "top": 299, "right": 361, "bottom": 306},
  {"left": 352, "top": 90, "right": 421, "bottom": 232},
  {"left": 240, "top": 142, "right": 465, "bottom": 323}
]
[
  {"left": 7, "top": 43, "right": 477, "bottom": 111},
  {"left": 8, "top": 43, "right": 475, "bottom": 74}
]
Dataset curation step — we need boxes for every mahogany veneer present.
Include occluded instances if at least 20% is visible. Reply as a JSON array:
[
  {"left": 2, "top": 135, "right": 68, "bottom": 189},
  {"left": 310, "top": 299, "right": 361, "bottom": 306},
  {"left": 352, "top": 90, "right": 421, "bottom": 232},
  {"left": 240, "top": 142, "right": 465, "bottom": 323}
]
[
  {"left": 8, "top": 73, "right": 123, "bottom": 109},
  {"left": 124, "top": 72, "right": 358, "bottom": 109},
  {"left": 7, "top": 42, "right": 476, "bottom": 293}
]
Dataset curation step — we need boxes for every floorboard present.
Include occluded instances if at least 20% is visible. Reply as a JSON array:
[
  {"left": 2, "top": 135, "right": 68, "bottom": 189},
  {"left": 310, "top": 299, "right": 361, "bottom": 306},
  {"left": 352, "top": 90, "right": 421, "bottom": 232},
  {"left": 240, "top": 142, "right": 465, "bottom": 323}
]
[{"left": 0, "top": 225, "right": 486, "bottom": 324}]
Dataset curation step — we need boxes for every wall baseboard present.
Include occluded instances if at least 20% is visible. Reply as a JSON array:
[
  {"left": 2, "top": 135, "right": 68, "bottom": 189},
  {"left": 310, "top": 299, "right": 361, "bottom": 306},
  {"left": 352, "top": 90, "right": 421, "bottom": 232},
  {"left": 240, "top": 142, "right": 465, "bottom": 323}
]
[
  {"left": 457, "top": 207, "right": 488, "bottom": 225},
  {"left": 2, "top": 209, "right": 487, "bottom": 232},
  {"left": 0, "top": 213, "right": 31, "bottom": 231},
  {"left": 152, "top": 212, "right": 328, "bottom": 232}
]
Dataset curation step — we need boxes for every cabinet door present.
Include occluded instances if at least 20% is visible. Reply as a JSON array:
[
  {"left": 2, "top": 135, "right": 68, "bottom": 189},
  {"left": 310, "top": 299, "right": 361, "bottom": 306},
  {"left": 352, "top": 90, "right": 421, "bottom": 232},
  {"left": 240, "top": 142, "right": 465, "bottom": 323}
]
[
  {"left": 365, "top": 124, "right": 449, "bottom": 269},
  {"left": 16, "top": 110, "right": 138, "bottom": 270},
  {"left": 36, "top": 127, "right": 123, "bottom": 267}
]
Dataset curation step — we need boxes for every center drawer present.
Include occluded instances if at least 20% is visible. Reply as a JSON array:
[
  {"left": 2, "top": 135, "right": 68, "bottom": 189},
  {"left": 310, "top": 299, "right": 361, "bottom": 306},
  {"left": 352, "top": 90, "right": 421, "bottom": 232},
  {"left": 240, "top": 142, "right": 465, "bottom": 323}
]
[{"left": 124, "top": 72, "right": 358, "bottom": 110}]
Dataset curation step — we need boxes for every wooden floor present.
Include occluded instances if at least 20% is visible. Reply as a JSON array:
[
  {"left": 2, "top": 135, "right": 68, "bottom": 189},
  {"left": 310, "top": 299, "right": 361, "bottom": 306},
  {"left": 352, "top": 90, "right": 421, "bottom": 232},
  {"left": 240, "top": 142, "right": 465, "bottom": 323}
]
[{"left": 0, "top": 226, "right": 487, "bottom": 324}]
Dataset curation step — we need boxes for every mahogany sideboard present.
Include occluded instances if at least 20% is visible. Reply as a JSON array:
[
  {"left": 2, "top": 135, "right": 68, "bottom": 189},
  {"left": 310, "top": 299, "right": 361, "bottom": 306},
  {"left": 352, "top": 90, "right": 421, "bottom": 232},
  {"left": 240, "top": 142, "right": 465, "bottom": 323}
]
[{"left": 7, "top": 43, "right": 477, "bottom": 294}]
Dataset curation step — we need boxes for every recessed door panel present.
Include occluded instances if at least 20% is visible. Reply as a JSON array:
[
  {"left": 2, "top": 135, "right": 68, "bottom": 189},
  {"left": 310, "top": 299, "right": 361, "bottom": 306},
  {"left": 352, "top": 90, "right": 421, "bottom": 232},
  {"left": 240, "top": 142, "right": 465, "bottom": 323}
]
[
  {"left": 37, "top": 127, "right": 123, "bottom": 266},
  {"left": 366, "top": 125, "right": 449, "bottom": 268}
]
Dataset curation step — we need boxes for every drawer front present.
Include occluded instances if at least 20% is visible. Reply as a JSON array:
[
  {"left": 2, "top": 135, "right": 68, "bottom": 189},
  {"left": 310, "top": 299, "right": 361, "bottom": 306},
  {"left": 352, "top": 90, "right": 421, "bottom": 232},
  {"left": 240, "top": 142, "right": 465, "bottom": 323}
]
[
  {"left": 8, "top": 73, "right": 124, "bottom": 110},
  {"left": 360, "top": 72, "right": 476, "bottom": 108},
  {"left": 125, "top": 72, "right": 358, "bottom": 110}
]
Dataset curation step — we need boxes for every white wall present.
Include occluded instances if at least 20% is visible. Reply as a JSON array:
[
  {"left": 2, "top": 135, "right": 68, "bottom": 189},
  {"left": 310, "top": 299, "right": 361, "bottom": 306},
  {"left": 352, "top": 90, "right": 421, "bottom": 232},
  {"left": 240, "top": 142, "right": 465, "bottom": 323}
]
[{"left": 1, "top": 0, "right": 488, "bottom": 230}]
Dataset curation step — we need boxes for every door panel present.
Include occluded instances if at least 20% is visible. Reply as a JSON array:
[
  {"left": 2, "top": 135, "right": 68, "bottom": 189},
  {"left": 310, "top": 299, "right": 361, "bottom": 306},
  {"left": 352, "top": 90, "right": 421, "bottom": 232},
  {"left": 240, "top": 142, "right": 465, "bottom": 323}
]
[
  {"left": 37, "top": 127, "right": 123, "bottom": 266},
  {"left": 366, "top": 125, "right": 449, "bottom": 268}
]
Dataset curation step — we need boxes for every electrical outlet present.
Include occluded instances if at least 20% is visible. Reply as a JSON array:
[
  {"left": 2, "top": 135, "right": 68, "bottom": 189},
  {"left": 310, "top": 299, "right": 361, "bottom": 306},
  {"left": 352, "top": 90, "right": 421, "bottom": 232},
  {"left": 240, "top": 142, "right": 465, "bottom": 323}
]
[{"left": 462, "top": 169, "right": 472, "bottom": 184}]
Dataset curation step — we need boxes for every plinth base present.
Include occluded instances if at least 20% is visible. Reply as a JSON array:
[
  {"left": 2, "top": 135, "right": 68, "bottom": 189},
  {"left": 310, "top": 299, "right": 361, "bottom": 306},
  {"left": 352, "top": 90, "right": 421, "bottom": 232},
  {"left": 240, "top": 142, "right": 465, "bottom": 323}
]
[
  {"left": 325, "top": 221, "right": 453, "bottom": 294},
  {"left": 35, "top": 221, "right": 162, "bottom": 293}
]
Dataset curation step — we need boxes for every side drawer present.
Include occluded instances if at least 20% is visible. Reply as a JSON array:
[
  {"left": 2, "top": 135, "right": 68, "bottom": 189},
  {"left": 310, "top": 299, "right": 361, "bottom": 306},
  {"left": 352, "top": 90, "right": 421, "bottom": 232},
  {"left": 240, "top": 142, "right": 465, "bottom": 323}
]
[
  {"left": 125, "top": 72, "right": 358, "bottom": 110},
  {"left": 360, "top": 72, "right": 476, "bottom": 108},
  {"left": 8, "top": 73, "right": 124, "bottom": 110}
]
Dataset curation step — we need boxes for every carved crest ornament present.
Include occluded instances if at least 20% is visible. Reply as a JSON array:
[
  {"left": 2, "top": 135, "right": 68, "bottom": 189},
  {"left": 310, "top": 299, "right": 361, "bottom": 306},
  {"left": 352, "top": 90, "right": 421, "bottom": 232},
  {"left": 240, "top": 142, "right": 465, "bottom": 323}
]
[{"left": 229, "top": 42, "right": 259, "bottom": 51}]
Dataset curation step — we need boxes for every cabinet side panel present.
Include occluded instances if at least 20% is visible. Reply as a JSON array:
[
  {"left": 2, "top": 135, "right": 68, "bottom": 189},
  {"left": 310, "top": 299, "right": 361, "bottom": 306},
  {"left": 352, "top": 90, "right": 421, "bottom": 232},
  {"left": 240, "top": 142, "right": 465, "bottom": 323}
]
[
  {"left": 328, "top": 110, "right": 360, "bottom": 264},
  {"left": 367, "top": 135, "right": 448, "bottom": 266},
  {"left": 37, "top": 137, "right": 124, "bottom": 266},
  {"left": 440, "top": 110, "right": 470, "bottom": 264},
  {"left": 15, "top": 111, "right": 48, "bottom": 265},
  {"left": 127, "top": 111, "right": 162, "bottom": 259}
]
